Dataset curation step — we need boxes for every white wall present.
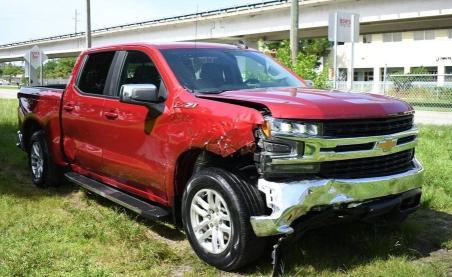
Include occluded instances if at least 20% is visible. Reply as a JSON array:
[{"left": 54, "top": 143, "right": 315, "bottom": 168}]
[{"left": 335, "top": 32, "right": 452, "bottom": 69}]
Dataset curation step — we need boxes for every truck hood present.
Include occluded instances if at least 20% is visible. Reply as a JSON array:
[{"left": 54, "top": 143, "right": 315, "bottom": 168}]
[{"left": 197, "top": 87, "right": 413, "bottom": 120}]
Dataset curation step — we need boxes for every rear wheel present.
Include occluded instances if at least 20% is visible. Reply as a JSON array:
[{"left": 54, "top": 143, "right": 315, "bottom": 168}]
[
  {"left": 28, "top": 131, "right": 63, "bottom": 188},
  {"left": 182, "top": 167, "right": 267, "bottom": 271}
]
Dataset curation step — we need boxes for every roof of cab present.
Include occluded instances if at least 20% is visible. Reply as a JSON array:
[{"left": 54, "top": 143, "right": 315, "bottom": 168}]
[
  {"left": 151, "top": 42, "right": 241, "bottom": 50},
  {"left": 86, "top": 42, "right": 243, "bottom": 53}
]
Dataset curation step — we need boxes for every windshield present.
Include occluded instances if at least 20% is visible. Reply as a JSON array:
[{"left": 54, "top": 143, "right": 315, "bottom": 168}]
[{"left": 160, "top": 48, "right": 305, "bottom": 93}]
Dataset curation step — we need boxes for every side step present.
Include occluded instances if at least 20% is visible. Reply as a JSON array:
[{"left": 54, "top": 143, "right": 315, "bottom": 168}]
[{"left": 65, "top": 172, "right": 170, "bottom": 220}]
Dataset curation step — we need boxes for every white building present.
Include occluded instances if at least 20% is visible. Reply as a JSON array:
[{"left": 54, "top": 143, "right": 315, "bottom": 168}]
[{"left": 332, "top": 28, "right": 452, "bottom": 92}]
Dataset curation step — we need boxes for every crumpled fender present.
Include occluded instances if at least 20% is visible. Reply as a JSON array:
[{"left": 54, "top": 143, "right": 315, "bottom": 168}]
[{"left": 168, "top": 93, "right": 264, "bottom": 157}]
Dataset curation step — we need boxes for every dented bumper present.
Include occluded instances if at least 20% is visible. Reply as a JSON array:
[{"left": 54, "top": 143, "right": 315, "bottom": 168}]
[{"left": 250, "top": 158, "right": 423, "bottom": 237}]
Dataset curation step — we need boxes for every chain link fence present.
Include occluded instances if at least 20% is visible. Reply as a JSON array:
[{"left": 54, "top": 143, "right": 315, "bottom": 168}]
[
  {"left": 330, "top": 74, "right": 452, "bottom": 111},
  {"left": 384, "top": 74, "right": 452, "bottom": 111}
]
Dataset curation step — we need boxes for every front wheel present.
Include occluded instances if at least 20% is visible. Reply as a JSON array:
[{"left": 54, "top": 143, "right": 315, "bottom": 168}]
[{"left": 182, "top": 167, "right": 267, "bottom": 271}]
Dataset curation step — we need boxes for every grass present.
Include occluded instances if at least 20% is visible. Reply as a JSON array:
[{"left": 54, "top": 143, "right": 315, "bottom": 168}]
[
  {"left": 0, "top": 85, "right": 19, "bottom": 90},
  {"left": 0, "top": 99, "right": 451, "bottom": 276}
]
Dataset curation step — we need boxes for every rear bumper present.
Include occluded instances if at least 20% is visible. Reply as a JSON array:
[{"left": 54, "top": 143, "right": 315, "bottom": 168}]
[{"left": 250, "top": 158, "right": 423, "bottom": 237}]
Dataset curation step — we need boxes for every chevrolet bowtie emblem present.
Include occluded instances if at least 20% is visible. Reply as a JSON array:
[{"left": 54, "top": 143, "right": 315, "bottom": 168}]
[{"left": 376, "top": 139, "right": 397, "bottom": 152}]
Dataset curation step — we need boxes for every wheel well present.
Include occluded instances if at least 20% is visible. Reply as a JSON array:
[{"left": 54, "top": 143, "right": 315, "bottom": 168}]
[
  {"left": 22, "top": 119, "right": 42, "bottom": 152},
  {"left": 172, "top": 149, "right": 258, "bottom": 225}
]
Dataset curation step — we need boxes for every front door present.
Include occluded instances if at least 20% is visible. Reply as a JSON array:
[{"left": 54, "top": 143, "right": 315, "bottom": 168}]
[{"left": 100, "top": 50, "right": 169, "bottom": 202}]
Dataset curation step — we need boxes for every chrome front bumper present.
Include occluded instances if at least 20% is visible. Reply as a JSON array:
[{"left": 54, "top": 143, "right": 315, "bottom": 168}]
[{"left": 250, "top": 158, "right": 423, "bottom": 237}]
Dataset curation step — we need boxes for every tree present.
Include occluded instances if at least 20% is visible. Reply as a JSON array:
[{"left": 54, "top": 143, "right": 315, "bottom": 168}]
[
  {"left": 266, "top": 38, "right": 331, "bottom": 88},
  {"left": 2, "top": 63, "right": 23, "bottom": 83},
  {"left": 42, "top": 57, "right": 76, "bottom": 79}
]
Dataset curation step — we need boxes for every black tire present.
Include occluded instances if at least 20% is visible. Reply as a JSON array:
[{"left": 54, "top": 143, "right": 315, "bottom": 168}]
[
  {"left": 28, "top": 131, "right": 63, "bottom": 188},
  {"left": 181, "top": 167, "right": 267, "bottom": 271}
]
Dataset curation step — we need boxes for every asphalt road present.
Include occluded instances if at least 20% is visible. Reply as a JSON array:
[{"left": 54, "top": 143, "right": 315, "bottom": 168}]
[{"left": 0, "top": 88, "right": 18, "bottom": 99}]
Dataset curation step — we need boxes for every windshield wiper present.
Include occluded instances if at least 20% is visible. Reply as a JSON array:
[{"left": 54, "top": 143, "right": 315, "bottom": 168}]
[
  {"left": 182, "top": 85, "right": 196, "bottom": 93},
  {"left": 194, "top": 89, "right": 229, "bottom": 95}
]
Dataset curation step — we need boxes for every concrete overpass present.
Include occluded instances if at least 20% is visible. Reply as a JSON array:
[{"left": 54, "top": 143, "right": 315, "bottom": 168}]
[{"left": 1, "top": 0, "right": 452, "bottom": 62}]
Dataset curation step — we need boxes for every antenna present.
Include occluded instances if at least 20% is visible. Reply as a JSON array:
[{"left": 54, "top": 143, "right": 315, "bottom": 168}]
[{"left": 194, "top": 4, "right": 199, "bottom": 48}]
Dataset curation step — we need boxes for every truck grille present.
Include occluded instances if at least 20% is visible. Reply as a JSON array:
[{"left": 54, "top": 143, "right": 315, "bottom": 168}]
[
  {"left": 319, "top": 149, "right": 414, "bottom": 178},
  {"left": 322, "top": 115, "right": 413, "bottom": 137}
]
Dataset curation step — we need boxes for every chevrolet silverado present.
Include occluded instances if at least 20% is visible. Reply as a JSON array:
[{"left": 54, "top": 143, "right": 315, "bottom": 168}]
[{"left": 17, "top": 42, "right": 423, "bottom": 272}]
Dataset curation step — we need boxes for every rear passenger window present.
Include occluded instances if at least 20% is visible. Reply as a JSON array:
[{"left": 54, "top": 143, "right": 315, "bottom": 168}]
[{"left": 77, "top": 52, "right": 115, "bottom": 95}]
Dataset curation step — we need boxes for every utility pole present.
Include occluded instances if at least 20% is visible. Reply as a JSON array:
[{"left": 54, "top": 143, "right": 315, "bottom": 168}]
[
  {"left": 290, "top": 0, "right": 299, "bottom": 65},
  {"left": 86, "top": 0, "right": 92, "bottom": 48},
  {"left": 73, "top": 9, "right": 79, "bottom": 34}
]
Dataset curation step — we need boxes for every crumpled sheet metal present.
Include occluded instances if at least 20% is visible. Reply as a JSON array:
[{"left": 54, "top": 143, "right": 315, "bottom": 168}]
[{"left": 250, "top": 159, "right": 424, "bottom": 237}]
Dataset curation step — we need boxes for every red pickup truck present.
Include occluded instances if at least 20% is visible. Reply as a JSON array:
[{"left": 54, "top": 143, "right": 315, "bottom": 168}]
[{"left": 17, "top": 42, "right": 423, "bottom": 271}]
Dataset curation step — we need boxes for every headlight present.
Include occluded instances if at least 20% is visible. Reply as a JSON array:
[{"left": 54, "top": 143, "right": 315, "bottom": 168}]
[{"left": 264, "top": 117, "right": 319, "bottom": 137}]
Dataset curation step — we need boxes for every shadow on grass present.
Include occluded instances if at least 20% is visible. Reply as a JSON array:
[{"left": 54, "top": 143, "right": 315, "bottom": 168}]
[
  {"left": 241, "top": 208, "right": 452, "bottom": 275},
  {"left": 0, "top": 122, "right": 79, "bottom": 199},
  {"left": 81, "top": 190, "right": 186, "bottom": 242}
]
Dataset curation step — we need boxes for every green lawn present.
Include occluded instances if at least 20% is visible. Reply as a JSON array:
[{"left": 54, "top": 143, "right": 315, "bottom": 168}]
[
  {"left": 0, "top": 99, "right": 451, "bottom": 276},
  {"left": 0, "top": 85, "right": 19, "bottom": 90}
]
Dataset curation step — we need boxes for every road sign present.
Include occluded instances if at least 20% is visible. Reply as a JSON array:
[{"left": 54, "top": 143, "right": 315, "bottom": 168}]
[
  {"left": 328, "top": 12, "right": 360, "bottom": 43},
  {"left": 329, "top": 12, "right": 360, "bottom": 90},
  {"left": 24, "top": 46, "right": 48, "bottom": 69}
]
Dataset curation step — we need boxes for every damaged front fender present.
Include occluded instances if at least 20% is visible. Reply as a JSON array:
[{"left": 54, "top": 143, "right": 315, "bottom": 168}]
[{"left": 169, "top": 95, "right": 264, "bottom": 157}]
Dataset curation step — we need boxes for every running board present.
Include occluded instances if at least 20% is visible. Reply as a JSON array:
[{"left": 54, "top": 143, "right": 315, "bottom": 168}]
[{"left": 64, "top": 172, "right": 170, "bottom": 220}]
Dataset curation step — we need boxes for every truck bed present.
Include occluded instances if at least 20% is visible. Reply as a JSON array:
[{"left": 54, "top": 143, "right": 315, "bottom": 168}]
[{"left": 17, "top": 84, "right": 66, "bottom": 166}]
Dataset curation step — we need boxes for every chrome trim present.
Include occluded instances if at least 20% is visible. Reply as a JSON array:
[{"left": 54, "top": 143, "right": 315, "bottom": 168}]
[
  {"left": 16, "top": 130, "right": 24, "bottom": 149},
  {"left": 270, "top": 127, "right": 418, "bottom": 164},
  {"left": 250, "top": 158, "right": 423, "bottom": 237}
]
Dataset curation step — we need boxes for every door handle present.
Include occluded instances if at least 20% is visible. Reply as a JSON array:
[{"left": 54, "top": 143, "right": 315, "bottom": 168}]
[
  {"left": 63, "top": 103, "right": 74, "bottom": 112},
  {"left": 104, "top": 111, "right": 118, "bottom": 119}
]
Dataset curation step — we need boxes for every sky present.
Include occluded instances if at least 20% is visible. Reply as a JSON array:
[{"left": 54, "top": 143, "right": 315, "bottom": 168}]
[{"left": 0, "top": 0, "right": 264, "bottom": 45}]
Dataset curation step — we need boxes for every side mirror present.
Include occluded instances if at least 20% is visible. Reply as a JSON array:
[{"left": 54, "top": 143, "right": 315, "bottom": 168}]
[{"left": 119, "top": 84, "right": 164, "bottom": 107}]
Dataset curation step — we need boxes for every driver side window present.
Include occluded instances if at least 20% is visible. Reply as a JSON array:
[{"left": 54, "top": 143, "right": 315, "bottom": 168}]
[{"left": 118, "top": 51, "right": 162, "bottom": 94}]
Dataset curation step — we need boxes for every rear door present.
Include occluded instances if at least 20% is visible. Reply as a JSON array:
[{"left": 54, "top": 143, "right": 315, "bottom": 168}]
[
  {"left": 99, "top": 50, "right": 169, "bottom": 202},
  {"left": 62, "top": 51, "right": 116, "bottom": 174}
]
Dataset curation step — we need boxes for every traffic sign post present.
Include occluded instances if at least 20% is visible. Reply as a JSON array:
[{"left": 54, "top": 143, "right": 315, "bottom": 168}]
[
  {"left": 24, "top": 46, "right": 48, "bottom": 86},
  {"left": 328, "top": 12, "right": 360, "bottom": 90}
]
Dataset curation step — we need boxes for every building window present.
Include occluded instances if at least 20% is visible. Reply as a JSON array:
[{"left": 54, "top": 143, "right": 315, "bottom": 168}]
[
  {"left": 383, "top": 32, "right": 402, "bottom": 42},
  {"left": 338, "top": 68, "right": 348, "bottom": 81},
  {"left": 414, "top": 30, "right": 435, "bottom": 41},
  {"left": 425, "top": 30, "right": 435, "bottom": 40},
  {"left": 362, "top": 34, "right": 372, "bottom": 43},
  {"left": 446, "top": 66, "right": 452, "bottom": 82},
  {"left": 380, "top": 67, "right": 404, "bottom": 81},
  {"left": 353, "top": 69, "right": 373, "bottom": 81},
  {"left": 411, "top": 66, "right": 437, "bottom": 74},
  {"left": 393, "top": 32, "right": 402, "bottom": 42}
]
